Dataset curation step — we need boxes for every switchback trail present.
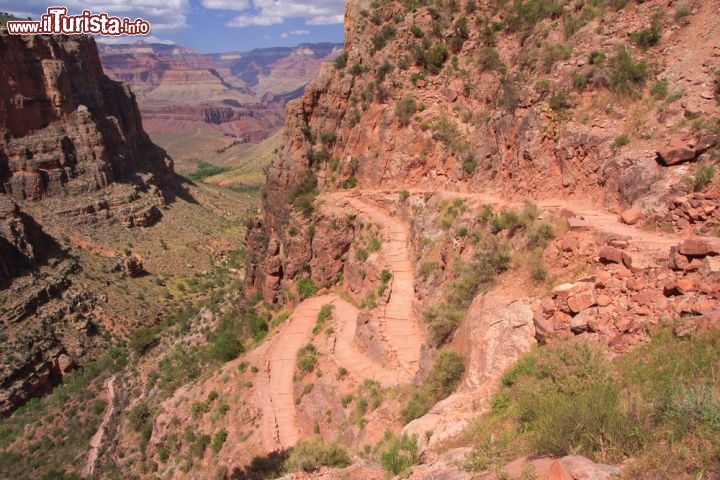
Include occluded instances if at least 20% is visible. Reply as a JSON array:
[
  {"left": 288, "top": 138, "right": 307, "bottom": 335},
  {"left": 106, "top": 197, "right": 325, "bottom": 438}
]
[
  {"left": 260, "top": 193, "right": 425, "bottom": 451},
  {"left": 328, "top": 192, "right": 424, "bottom": 380}
]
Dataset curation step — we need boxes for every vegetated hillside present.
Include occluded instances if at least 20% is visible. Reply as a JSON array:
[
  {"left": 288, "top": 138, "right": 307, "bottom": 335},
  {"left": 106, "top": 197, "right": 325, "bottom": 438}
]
[
  {"left": 99, "top": 42, "right": 342, "bottom": 171},
  {"left": 235, "top": 0, "right": 720, "bottom": 478}
]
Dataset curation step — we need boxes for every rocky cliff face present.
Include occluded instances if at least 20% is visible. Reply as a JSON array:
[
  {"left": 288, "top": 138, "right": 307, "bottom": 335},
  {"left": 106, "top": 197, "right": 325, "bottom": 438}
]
[
  {"left": 247, "top": 0, "right": 720, "bottom": 304},
  {"left": 0, "top": 30, "right": 175, "bottom": 414}
]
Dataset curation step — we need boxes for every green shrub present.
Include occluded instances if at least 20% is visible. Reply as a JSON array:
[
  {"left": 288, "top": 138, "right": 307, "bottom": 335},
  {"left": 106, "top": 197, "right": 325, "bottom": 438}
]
[
  {"left": 588, "top": 50, "right": 606, "bottom": 65},
  {"left": 287, "top": 171, "right": 318, "bottom": 216},
  {"left": 548, "top": 90, "right": 569, "bottom": 111},
  {"left": 372, "top": 25, "right": 397, "bottom": 52},
  {"left": 526, "top": 222, "right": 555, "bottom": 249},
  {"left": 402, "top": 349, "right": 465, "bottom": 422},
  {"left": 424, "top": 43, "right": 450, "bottom": 74},
  {"left": 462, "top": 153, "right": 477, "bottom": 175},
  {"left": 210, "top": 317, "right": 245, "bottom": 361},
  {"left": 319, "top": 131, "right": 337, "bottom": 145},
  {"left": 128, "top": 326, "right": 160, "bottom": 355},
  {"left": 296, "top": 277, "right": 318, "bottom": 300},
  {"left": 432, "top": 115, "right": 462, "bottom": 149},
  {"left": 630, "top": 11, "right": 663, "bottom": 49},
  {"left": 297, "top": 344, "right": 318, "bottom": 374},
  {"left": 355, "top": 248, "right": 369, "bottom": 261},
  {"left": 674, "top": 5, "right": 690, "bottom": 20},
  {"left": 608, "top": 45, "right": 648, "bottom": 98},
  {"left": 505, "top": 0, "right": 563, "bottom": 33},
  {"left": 378, "top": 432, "right": 418, "bottom": 476},
  {"left": 283, "top": 436, "right": 351, "bottom": 473},
  {"left": 613, "top": 133, "right": 630, "bottom": 148},
  {"left": 211, "top": 428, "right": 227, "bottom": 453},
  {"left": 542, "top": 43, "right": 572, "bottom": 71},
  {"left": 313, "top": 305, "right": 333, "bottom": 335},
  {"left": 187, "top": 160, "right": 229, "bottom": 181},
  {"left": 334, "top": 52, "right": 348, "bottom": 70},
  {"left": 192, "top": 401, "right": 210, "bottom": 419},
  {"left": 424, "top": 238, "right": 510, "bottom": 346},
  {"left": 477, "top": 47, "right": 505, "bottom": 72},
  {"left": 342, "top": 176, "right": 358, "bottom": 189},
  {"left": 410, "top": 25, "right": 424, "bottom": 37},
  {"left": 650, "top": 79, "right": 668, "bottom": 99},
  {"left": 396, "top": 96, "right": 418, "bottom": 126},
  {"left": 687, "top": 164, "right": 716, "bottom": 192},
  {"left": 420, "top": 261, "right": 438, "bottom": 279},
  {"left": 368, "top": 236, "right": 381, "bottom": 252}
]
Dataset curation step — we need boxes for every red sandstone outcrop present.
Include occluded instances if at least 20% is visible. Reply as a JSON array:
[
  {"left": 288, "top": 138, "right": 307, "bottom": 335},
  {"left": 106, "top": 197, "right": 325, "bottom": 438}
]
[{"left": 0, "top": 29, "right": 175, "bottom": 414}]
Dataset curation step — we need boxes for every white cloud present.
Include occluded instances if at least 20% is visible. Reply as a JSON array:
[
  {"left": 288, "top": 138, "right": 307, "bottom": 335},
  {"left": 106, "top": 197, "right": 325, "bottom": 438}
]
[
  {"left": 96, "top": 34, "right": 175, "bottom": 44},
  {"left": 307, "top": 14, "right": 343, "bottom": 25},
  {"left": 1, "top": 0, "right": 191, "bottom": 32},
  {"left": 280, "top": 29, "right": 310, "bottom": 38},
  {"left": 227, "top": 14, "right": 283, "bottom": 27},
  {"left": 217, "top": 0, "right": 345, "bottom": 28},
  {"left": 201, "top": 0, "right": 250, "bottom": 11}
]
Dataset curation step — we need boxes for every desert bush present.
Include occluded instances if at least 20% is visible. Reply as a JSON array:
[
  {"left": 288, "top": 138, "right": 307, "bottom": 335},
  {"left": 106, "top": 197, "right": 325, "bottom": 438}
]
[
  {"left": 187, "top": 160, "right": 229, "bottom": 181},
  {"left": 608, "top": 45, "right": 647, "bottom": 98},
  {"left": 613, "top": 133, "right": 630, "bottom": 148},
  {"left": 548, "top": 90, "right": 569, "bottom": 111},
  {"left": 128, "top": 326, "right": 160, "bottom": 355},
  {"left": 505, "top": 0, "right": 563, "bottom": 33},
  {"left": 650, "top": 79, "right": 668, "bottom": 99},
  {"left": 283, "top": 436, "right": 350, "bottom": 473},
  {"left": 372, "top": 25, "right": 396, "bottom": 52},
  {"left": 477, "top": 47, "right": 505, "bottom": 72},
  {"left": 674, "top": 5, "right": 690, "bottom": 21},
  {"left": 541, "top": 42, "right": 572, "bottom": 71},
  {"left": 334, "top": 52, "right": 348, "bottom": 70},
  {"left": 402, "top": 349, "right": 465, "bottom": 422},
  {"left": 211, "top": 428, "right": 227, "bottom": 453},
  {"left": 296, "top": 277, "right": 318, "bottom": 300},
  {"left": 630, "top": 11, "right": 663, "bottom": 49},
  {"left": 378, "top": 432, "right": 418, "bottom": 476},
  {"left": 432, "top": 115, "right": 462, "bottom": 149},
  {"left": 686, "top": 164, "right": 716, "bottom": 192},
  {"left": 588, "top": 50, "right": 606, "bottom": 65},
  {"left": 423, "top": 43, "right": 449, "bottom": 74},
  {"left": 287, "top": 171, "right": 318, "bottom": 216},
  {"left": 297, "top": 344, "right": 318, "bottom": 374},
  {"left": 396, "top": 96, "right": 417, "bottom": 126}
]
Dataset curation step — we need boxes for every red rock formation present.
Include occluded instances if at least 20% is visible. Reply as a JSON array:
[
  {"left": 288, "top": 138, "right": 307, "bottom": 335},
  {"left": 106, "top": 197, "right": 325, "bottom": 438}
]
[{"left": 0, "top": 30, "right": 175, "bottom": 415}]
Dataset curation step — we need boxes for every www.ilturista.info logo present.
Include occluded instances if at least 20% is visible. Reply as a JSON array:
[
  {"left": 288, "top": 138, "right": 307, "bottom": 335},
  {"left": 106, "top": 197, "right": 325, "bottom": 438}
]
[{"left": 6, "top": 7, "right": 151, "bottom": 36}]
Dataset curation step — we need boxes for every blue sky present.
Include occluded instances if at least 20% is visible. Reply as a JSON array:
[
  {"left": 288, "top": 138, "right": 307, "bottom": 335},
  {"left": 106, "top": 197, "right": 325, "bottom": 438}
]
[{"left": 1, "top": 0, "right": 345, "bottom": 53}]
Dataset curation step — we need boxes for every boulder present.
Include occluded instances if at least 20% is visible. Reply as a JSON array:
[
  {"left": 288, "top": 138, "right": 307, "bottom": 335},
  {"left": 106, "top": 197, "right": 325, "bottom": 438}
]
[
  {"left": 678, "top": 237, "right": 720, "bottom": 257},
  {"left": 695, "top": 135, "right": 718, "bottom": 155},
  {"left": 570, "top": 310, "right": 593, "bottom": 333},
  {"left": 567, "top": 288, "right": 597, "bottom": 313},
  {"left": 664, "top": 277, "right": 695, "bottom": 296},
  {"left": 561, "top": 455, "right": 621, "bottom": 480},
  {"left": 598, "top": 246, "right": 632, "bottom": 268},
  {"left": 668, "top": 246, "right": 690, "bottom": 271},
  {"left": 597, "top": 294, "right": 612, "bottom": 307},
  {"left": 656, "top": 138, "right": 696, "bottom": 166},
  {"left": 621, "top": 207, "right": 642, "bottom": 225},
  {"left": 111, "top": 254, "right": 145, "bottom": 278}
]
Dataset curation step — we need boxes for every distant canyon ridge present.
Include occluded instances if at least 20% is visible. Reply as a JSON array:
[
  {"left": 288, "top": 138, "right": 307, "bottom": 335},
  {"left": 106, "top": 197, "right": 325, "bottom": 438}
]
[{"left": 98, "top": 41, "right": 342, "bottom": 167}]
